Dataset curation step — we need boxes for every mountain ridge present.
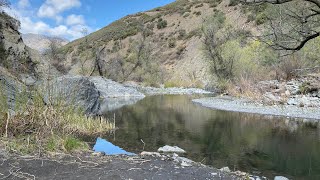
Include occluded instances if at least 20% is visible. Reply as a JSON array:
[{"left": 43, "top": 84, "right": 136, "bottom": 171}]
[{"left": 22, "top": 33, "right": 69, "bottom": 53}]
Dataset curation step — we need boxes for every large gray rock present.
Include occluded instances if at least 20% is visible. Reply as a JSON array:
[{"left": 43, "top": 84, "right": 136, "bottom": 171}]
[
  {"left": 0, "top": 74, "right": 24, "bottom": 112},
  {"left": 89, "top": 77, "right": 145, "bottom": 112},
  {"left": 45, "top": 76, "right": 101, "bottom": 114},
  {"left": 90, "top": 77, "right": 145, "bottom": 98},
  {"left": 46, "top": 76, "right": 147, "bottom": 114}
]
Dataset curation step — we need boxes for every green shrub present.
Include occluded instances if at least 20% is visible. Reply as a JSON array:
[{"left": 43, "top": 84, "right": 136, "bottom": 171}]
[
  {"left": 195, "top": 3, "right": 204, "bottom": 8},
  {"left": 168, "top": 39, "right": 176, "bottom": 48},
  {"left": 186, "top": 28, "right": 202, "bottom": 39},
  {"left": 246, "top": 14, "right": 255, "bottom": 23},
  {"left": 176, "top": 45, "right": 186, "bottom": 56},
  {"left": 255, "top": 13, "right": 267, "bottom": 25},
  {"left": 177, "top": 29, "right": 187, "bottom": 40},
  {"left": 194, "top": 11, "right": 202, "bottom": 16},
  {"left": 64, "top": 136, "right": 87, "bottom": 152},
  {"left": 229, "top": 0, "right": 239, "bottom": 6},
  {"left": 157, "top": 18, "right": 168, "bottom": 29},
  {"left": 183, "top": 13, "right": 190, "bottom": 18}
]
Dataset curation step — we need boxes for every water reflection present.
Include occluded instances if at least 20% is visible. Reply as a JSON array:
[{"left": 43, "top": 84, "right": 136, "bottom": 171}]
[
  {"left": 93, "top": 137, "right": 135, "bottom": 155},
  {"left": 103, "top": 95, "right": 320, "bottom": 179}
]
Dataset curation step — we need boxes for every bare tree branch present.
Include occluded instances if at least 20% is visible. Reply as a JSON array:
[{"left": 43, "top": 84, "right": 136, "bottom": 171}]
[{"left": 242, "top": 0, "right": 320, "bottom": 51}]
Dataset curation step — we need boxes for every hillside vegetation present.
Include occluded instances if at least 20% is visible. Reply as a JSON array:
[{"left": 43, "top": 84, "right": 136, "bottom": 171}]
[{"left": 57, "top": 0, "right": 320, "bottom": 93}]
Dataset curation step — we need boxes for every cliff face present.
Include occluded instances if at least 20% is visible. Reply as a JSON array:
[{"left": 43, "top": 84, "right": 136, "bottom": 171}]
[{"left": 0, "top": 12, "right": 36, "bottom": 79}]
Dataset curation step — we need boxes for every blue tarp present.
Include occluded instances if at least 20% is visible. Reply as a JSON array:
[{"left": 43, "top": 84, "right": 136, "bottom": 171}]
[{"left": 93, "top": 137, "right": 135, "bottom": 155}]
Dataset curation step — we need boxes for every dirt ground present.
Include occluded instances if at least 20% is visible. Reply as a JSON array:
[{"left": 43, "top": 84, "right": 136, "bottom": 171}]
[{"left": 0, "top": 151, "right": 237, "bottom": 180}]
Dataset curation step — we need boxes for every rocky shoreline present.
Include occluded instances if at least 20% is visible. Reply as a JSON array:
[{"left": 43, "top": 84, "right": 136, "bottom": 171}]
[{"left": 193, "top": 96, "right": 320, "bottom": 121}]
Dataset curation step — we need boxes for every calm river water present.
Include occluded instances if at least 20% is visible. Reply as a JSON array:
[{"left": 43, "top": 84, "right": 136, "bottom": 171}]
[{"left": 103, "top": 95, "right": 320, "bottom": 179}]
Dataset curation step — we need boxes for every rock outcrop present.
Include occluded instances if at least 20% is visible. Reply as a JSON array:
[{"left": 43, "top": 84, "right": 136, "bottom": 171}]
[
  {"left": 44, "top": 76, "right": 101, "bottom": 114},
  {"left": 0, "top": 12, "right": 36, "bottom": 77},
  {"left": 0, "top": 68, "right": 25, "bottom": 113}
]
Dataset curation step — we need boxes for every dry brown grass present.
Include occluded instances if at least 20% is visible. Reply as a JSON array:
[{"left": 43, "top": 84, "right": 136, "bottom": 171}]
[
  {"left": 0, "top": 87, "right": 114, "bottom": 154},
  {"left": 227, "top": 77, "right": 263, "bottom": 100}
]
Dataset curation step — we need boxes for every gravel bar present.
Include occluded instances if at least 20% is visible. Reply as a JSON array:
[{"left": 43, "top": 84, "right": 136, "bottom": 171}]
[{"left": 193, "top": 96, "right": 320, "bottom": 121}]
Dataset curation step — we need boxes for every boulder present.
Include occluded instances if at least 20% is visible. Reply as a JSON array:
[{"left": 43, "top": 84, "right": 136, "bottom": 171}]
[
  {"left": 46, "top": 76, "right": 147, "bottom": 115},
  {"left": 45, "top": 76, "right": 101, "bottom": 114},
  {"left": 89, "top": 77, "right": 145, "bottom": 113},
  {"left": 158, "top": 145, "right": 186, "bottom": 154},
  {"left": 90, "top": 77, "right": 145, "bottom": 98}
]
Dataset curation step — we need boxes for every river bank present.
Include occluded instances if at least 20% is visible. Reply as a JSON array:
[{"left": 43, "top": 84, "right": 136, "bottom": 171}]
[
  {"left": 193, "top": 96, "right": 320, "bottom": 121},
  {"left": 0, "top": 150, "right": 240, "bottom": 180}
]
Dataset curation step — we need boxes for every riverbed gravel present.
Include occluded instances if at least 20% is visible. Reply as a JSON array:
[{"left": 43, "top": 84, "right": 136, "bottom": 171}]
[{"left": 193, "top": 96, "right": 320, "bottom": 121}]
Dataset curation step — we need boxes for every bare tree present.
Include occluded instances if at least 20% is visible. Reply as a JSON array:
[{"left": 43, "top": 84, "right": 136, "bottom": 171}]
[
  {"left": 203, "top": 27, "right": 237, "bottom": 80},
  {"left": 79, "top": 28, "right": 91, "bottom": 76},
  {"left": 123, "top": 26, "right": 153, "bottom": 81},
  {"left": 202, "top": 11, "right": 238, "bottom": 80},
  {"left": 81, "top": 28, "right": 88, "bottom": 42},
  {"left": 242, "top": 0, "right": 320, "bottom": 51},
  {"left": 0, "top": 0, "right": 10, "bottom": 10},
  {"left": 45, "top": 41, "right": 68, "bottom": 74},
  {"left": 90, "top": 46, "right": 106, "bottom": 76}
]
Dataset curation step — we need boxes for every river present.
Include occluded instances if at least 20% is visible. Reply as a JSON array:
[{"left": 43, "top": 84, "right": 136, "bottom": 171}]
[{"left": 103, "top": 95, "right": 320, "bottom": 179}]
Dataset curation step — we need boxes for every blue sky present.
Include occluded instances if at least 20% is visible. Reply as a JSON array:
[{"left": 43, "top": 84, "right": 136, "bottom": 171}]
[{"left": 7, "top": 0, "right": 175, "bottom": 40}]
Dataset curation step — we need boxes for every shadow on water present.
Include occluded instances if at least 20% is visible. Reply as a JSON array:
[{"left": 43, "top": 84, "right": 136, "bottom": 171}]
[{"left": 103, "top": 95, "right": 320, "bottom": 179}]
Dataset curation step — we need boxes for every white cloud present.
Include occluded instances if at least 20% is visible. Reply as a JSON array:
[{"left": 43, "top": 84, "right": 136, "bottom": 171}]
[
  {"left": 65, "top": 14, "right": 85, "bottom": 26},
  {"left": 5, "top": 0, "right": 92, "bottom": 40},
  {"left": 38, "top": 0, "right": 81, "bottom": 19},
  {"left": 18, "top": 0, "right": 30, "bottom": 9},
  {"left": 20, "top": 17, "right": 89, "bottom": 40}
]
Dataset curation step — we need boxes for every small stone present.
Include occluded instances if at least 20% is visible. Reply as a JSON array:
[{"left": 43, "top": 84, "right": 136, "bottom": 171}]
[
  {"left": 158, "top": 145, "right": 186, "bottom": 153},
  {"left": 211, "top": 173, "right": 218, "bottom": 176},
  {"left": 274, "top": 176, "right": 289, "bottom": 180},
  {"left": 285, "top": 90, "right": 291, "bottom": 96},
  {"left": 181, "top": 161, "right": 192, "bottom": 167},
  {"left": 140, "top": 151, "right": 161, "bottom": 157},
  {"left": 287, "top": 98, "right": 298, "bottom": 105},
  {"left": 92, "top": 152, "right": 104, "bottom": 156},
  {"left": 219, "top": 167, "right": 231, "bottom": 173}
]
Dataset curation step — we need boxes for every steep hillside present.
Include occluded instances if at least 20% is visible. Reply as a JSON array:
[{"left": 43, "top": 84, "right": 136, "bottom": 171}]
[
  {"left": 59, "top": 0, "right": 262, "bottom": 88},
  {"left": 22, "top": 33, "right": 69, "bottom": 53},
  {"left": 0, "top": 12, "right": 37, "bottom": 83}
]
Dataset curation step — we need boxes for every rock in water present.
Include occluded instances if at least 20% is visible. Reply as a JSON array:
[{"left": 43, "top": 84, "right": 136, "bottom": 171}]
[
  {"left": 90, "top": 76, "right": 145, "bottom": 112},
  {"left": 158, "top": 145, "right": 186, "bottom": 153},
  {"left": 274, "top": 176, "right": 289, "bottom": 180},
  {"left": 45, "top": 76, "right": 101, "bottom": 114}
]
